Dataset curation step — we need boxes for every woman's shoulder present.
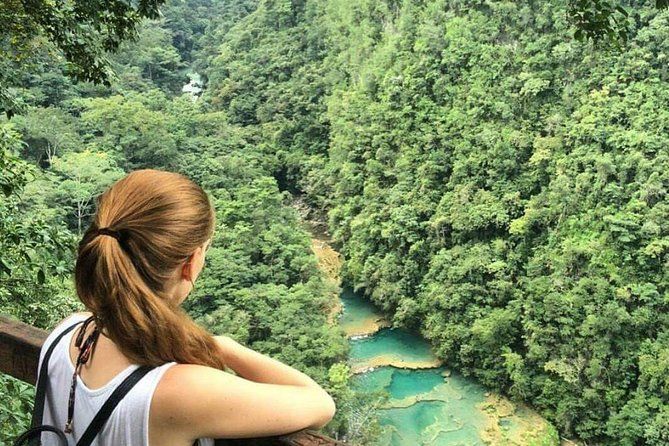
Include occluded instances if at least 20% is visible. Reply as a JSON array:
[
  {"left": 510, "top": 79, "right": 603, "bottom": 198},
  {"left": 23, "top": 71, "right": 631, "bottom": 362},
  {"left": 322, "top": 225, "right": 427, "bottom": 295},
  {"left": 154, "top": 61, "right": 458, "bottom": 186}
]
[
  {"left": 149, "top": 364, "right": 220, "bottom": 444},
  {"left": 150, "top": 364, "right": 223, "bottom": 421}
]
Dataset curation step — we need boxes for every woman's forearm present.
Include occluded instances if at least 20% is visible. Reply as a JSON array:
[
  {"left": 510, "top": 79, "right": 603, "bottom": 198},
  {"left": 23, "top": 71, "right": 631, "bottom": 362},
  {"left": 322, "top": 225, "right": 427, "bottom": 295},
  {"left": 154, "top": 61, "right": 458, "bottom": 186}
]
[{"left": 215, "top": 335, "right": 325, "bottom": 391}]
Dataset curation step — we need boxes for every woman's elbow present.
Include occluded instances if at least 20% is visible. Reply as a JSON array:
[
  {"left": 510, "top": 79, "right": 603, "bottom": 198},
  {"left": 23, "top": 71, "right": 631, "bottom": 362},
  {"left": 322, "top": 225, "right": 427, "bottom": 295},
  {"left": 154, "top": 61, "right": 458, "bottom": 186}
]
[
  {"left": 311, "top": 393, "right": 336, "bottom": 429},
  {"left": 325, "top": 393, "right": 336, "bottom": 421}
]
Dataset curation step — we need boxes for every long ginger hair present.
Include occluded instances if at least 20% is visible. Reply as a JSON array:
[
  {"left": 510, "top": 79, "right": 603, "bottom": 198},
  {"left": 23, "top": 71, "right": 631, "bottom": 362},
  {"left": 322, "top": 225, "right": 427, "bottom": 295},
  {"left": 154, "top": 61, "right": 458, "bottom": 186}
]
[{"left": 74, "top": 169, "right": 227, "bottom": 370}]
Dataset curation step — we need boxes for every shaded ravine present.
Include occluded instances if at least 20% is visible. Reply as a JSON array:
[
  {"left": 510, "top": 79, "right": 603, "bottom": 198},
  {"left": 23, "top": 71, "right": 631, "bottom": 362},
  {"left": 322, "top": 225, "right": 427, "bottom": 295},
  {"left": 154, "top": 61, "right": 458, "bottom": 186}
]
[{"left": 304, "top": 217, "right": 558, "bottom": 446}]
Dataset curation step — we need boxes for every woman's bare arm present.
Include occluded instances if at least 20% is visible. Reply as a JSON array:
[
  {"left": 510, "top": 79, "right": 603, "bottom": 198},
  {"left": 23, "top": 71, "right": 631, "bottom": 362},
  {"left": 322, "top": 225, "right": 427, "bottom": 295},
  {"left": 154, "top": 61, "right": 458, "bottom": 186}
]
[
  {"left": 151, "top": 363, "right": 336, "bottom": 442},
  {"left": 214, "top": 335, "right": 325, "bottom": 390}
]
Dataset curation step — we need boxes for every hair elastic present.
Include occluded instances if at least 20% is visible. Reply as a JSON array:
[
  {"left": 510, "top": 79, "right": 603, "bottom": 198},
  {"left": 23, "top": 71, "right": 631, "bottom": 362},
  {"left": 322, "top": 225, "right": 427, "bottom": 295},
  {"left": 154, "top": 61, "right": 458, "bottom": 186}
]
[{"left": 95, "top": 227, "right": 121, "bottom": 241}]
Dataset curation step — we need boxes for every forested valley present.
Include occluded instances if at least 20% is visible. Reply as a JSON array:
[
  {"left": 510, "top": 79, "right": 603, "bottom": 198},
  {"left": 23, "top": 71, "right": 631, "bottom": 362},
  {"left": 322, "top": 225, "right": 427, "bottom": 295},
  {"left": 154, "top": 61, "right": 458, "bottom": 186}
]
[{"left": 1, "top": 1, "right": 669, "bottom": 445}]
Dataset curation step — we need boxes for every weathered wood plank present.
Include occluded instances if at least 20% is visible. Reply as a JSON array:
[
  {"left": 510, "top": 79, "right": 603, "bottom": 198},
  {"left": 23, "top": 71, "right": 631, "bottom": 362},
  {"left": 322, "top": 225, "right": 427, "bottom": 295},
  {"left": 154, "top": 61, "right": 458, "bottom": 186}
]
[
  {"left": 0, "top": 316, "right": 345, "bottom": 446},
  {"left": 0, "top": 315, "right": 45, "bottom": 384}
]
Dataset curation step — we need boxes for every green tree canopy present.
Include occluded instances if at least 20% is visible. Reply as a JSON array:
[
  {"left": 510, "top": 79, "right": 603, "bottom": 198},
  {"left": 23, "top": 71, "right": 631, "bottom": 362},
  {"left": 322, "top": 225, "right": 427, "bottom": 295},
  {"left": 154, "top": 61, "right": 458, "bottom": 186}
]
[{"left": 0, "top": 0, "right": 166, "bottom": 116}]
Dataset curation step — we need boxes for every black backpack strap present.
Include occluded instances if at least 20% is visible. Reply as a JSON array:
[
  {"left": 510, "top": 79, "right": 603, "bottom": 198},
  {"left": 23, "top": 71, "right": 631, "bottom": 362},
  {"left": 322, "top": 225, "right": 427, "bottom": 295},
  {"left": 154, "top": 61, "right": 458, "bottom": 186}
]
[
  {"left": 76, "top": 365, "right": 155, "bottom": 446},
  {"left": 31, "top": 320, "right": 85, "bottom": 428},
  {"left": 13, "top": 424, "right": 68, "bottom": 446}
]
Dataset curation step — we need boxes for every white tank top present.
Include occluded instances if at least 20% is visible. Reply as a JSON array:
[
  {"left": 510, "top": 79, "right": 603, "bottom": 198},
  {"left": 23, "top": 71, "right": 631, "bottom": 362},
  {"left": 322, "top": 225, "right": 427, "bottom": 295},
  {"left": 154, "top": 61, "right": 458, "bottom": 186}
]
[{"left": 38, "top": 313, "right": 215, "bottom": 446}]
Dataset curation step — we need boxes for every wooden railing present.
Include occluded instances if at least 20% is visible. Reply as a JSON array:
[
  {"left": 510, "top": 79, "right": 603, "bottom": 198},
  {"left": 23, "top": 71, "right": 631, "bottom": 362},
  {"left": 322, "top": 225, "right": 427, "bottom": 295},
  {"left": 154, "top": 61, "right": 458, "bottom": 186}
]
[{"left": 0, "top": 316, "right": 345, "bottom": 446}]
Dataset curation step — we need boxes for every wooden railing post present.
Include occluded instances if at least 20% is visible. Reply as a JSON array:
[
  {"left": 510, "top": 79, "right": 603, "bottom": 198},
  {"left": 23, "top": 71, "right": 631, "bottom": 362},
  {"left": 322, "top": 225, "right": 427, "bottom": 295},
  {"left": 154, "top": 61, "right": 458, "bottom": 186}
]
[{"left": 0, "top": 316, "right": 345, "bottom": 446}]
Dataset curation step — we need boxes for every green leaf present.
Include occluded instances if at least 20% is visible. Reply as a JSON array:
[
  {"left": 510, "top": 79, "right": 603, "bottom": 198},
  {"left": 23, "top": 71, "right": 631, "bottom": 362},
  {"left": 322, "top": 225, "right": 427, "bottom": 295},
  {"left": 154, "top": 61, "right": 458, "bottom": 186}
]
[
  {"left": 37, "top": 268, "right": 45, "bottom": 284},
  {"left": 0, "top": 258, "right": 12, "bottom": 274}
]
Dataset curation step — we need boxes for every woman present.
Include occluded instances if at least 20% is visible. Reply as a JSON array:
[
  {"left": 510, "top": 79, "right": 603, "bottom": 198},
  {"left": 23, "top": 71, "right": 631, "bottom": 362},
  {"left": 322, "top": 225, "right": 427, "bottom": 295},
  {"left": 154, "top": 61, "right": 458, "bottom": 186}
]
[{"left": 38, "top": 169, "right": 336, "bottom": 445}]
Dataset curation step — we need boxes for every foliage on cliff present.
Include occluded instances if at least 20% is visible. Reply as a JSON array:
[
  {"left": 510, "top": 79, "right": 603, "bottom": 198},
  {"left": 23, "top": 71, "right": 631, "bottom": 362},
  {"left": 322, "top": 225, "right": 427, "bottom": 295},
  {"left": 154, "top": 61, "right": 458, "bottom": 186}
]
[{"left": 201, "top": 0, "right": 669, "bottom": 443}]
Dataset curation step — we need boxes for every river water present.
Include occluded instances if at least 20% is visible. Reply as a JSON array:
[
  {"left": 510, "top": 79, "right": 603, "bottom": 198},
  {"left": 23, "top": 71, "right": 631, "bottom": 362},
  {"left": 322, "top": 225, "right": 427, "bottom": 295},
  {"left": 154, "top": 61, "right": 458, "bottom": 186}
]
[{"left": 338, "top": 287, "right": 556, "bottom": 446}]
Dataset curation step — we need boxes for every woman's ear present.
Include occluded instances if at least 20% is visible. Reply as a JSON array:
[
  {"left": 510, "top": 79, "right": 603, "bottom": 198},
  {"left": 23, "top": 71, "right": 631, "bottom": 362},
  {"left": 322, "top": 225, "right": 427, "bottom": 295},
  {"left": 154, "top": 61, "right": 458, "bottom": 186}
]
[{"left": 181, "top": 254, "right": 194, "bottom": 281}]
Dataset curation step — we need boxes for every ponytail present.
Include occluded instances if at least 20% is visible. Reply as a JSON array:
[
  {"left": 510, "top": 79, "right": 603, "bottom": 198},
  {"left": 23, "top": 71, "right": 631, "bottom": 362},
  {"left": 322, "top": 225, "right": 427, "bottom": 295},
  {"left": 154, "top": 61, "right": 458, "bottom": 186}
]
[{"left": 74, "top": 169, "right": 226, "bottom": 370}]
